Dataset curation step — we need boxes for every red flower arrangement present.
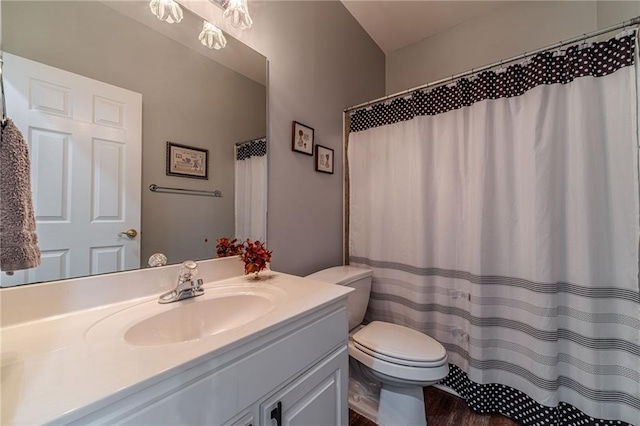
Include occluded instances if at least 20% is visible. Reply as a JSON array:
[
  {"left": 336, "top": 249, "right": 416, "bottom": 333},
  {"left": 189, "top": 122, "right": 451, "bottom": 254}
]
[
  {"left": 215, "top": 237, "right": 242, "bottom": 258},
  {"left": 216, "top": 237, "right": 272, "bottom": 278},
  {"left": 240, "top": 239, "right": 272, "bottom": 276}
]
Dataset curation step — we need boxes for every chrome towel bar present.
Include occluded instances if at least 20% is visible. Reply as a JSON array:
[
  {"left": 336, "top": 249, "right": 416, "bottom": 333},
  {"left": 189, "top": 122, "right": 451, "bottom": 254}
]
[{"left": 149, "top": 184, "right": 222, "bottom": 197}]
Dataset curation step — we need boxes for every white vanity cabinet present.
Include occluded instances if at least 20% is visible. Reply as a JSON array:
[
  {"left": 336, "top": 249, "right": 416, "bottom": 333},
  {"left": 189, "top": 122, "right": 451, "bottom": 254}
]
[{"left": 65, "top": 301, "right": 349, "bottom": 426}]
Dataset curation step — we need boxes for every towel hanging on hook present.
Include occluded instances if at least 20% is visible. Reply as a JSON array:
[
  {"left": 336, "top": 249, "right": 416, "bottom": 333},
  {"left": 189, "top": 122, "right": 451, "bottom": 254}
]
[{"left": 0, "top": 52, "right": 42, "bottom": 272}]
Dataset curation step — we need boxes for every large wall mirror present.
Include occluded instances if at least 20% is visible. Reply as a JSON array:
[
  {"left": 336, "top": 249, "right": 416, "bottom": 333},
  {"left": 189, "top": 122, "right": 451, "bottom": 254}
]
[{"left": 1, "top": 0, "right": 267, "bottom": 287}]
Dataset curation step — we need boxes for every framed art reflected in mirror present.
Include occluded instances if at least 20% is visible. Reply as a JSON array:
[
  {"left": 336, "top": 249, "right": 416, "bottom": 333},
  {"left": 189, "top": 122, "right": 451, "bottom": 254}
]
[{"left": 166, "top": 142, "right": 209, "bottom": 179}]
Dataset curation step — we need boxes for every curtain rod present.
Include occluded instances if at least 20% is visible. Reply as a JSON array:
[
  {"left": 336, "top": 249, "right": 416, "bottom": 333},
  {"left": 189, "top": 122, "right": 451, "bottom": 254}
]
[{"left": 345, "top": 15, "right": 640, "bottom": 113}]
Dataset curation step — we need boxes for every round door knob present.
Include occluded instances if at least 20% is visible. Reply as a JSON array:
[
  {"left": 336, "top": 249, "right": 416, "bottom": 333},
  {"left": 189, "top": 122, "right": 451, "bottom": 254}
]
[
  {"left": 118, "top": 229, "right": 138, "bottom": 238},
  {"left": 148, "top": 253, "right": 167, "bottom": 267}
]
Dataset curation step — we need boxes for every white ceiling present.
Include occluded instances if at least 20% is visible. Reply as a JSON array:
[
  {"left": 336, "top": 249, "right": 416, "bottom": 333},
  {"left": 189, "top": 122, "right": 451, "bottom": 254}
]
[{"left": 341, "top": 1, "right": 510, "bottom": 54}]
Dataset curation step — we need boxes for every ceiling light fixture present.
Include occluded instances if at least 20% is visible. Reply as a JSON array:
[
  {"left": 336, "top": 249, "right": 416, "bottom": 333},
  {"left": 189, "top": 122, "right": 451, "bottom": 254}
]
[
  {"left": 149, "top": 0, "right": 254, "bottom": 51},
  {"left": 149, "top": 0, "right": 184, "bottom": 24},
  {"left": 199, "top": 20, "right": 227, "bottom": 50},
  {"left": 223, "top": 0, "right": 253, "bottom": 29}
]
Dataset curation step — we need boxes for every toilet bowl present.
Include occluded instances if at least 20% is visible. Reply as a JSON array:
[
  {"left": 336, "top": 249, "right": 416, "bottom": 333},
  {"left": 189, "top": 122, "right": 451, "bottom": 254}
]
[{"left": 306, "top": 266, "right": 449, "bottom": 425}]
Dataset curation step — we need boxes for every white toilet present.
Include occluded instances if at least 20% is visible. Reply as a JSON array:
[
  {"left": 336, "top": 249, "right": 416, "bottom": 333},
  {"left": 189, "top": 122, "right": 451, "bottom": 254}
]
[{"left": 307, "top": 266, "right": 449, "bottom": 426}]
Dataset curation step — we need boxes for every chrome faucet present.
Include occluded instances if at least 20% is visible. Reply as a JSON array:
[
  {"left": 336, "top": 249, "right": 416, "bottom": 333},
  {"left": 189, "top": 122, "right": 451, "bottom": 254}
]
[{"left": 158, "top": 260, "right": 204, "bottom": 304}]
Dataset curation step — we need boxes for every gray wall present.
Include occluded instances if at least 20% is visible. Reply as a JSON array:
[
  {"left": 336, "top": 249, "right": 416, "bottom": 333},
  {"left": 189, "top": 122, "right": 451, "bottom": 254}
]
[
  {"left": 386, "top": 1, "right": 640, "bottom": 94},
  {"left": 191, "top": 1, "right": 386, "bottom": 276},
  {"left": 597, "top": 0, "right": 640, "bottom": 28},
  {"left": 2, "top": 1, "right": 266, "bottom": 266}
]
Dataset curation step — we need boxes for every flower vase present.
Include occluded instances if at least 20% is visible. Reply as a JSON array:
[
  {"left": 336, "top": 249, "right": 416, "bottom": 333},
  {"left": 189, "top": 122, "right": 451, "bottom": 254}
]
[{"left": 245, "top": 262, "right": 261, "bottom": 280}]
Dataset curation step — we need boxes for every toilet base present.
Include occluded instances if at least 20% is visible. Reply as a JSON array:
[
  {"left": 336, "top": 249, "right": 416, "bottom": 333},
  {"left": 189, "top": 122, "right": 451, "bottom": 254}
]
[{"left": 377, "top": 384, "right": 426, "bottom": 426}]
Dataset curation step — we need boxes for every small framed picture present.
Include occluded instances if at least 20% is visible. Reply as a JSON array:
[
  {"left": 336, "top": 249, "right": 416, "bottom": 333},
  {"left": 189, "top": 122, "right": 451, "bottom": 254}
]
[
  {"left": 292, "top": 121, "right": 314, "bottom": 155},
  {"left": 315, "top": 145, "right": 334, "bottom": 174},
  {"left": 166, "top": 142, "right": 209, "bottom": 179}
]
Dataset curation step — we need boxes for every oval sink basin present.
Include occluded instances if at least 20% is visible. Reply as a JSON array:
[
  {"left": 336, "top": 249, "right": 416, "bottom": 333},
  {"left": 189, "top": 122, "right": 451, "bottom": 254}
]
[
  {"left": 125, "top": 293, "right": 274, "bottom": 346},
  {"left": 85, "top": 284, "right": 284, "bottom": 346}
]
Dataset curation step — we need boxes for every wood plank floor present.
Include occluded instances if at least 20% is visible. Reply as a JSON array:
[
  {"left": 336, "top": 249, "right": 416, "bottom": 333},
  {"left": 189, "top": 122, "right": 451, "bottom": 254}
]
[{"left": 349, "top": 386, "right": 521, "bottom": 426}]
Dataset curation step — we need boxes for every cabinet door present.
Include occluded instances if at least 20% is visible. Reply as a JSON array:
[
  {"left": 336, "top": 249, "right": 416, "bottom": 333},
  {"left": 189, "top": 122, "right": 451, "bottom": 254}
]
[{"left": 261, "top": 347, "right": 348, "bottom": 426}]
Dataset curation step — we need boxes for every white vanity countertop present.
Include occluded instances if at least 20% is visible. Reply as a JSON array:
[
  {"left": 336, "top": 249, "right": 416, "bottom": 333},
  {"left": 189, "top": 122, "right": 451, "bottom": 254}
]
[{"left": 0, "top": 271, "right": 351, "bottom": 425}]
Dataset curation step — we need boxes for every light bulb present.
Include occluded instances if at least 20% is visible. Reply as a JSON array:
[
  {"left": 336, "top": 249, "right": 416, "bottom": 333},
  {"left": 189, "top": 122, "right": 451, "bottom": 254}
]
[
  {"left": 199, "top": 20, "right": 227, "bottom": 50},
  {"left": 224, "top": 0, "right": 253, "bottom": 30},
  {"left": 149, "top": 0, "right": 183, "bottom": 24}
]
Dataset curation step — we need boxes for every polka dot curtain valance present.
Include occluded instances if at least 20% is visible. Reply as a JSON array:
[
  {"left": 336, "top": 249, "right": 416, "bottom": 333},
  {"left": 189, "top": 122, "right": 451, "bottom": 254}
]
[
  {"left": 350, "top": 34, "right": 635, "bottom": 133},
  {"left": 236, "top": 137, "right": 267, "bottom": 161}
]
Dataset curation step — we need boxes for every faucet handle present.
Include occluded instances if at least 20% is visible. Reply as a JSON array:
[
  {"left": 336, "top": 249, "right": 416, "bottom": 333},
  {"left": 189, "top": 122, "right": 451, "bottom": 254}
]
[
  {"left": 179, "top": 260, "right": 198, "bottom": 281},
  {"left": 191, "top": 278, "right": 204, "bottom": 291}
]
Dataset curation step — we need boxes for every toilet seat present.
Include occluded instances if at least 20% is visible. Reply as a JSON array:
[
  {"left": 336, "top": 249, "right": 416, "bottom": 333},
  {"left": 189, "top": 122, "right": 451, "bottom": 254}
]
[
  {"left": 348, "top": 321, "right": 449, "bottom": 384},
  {"left": 352, "top": 321, "right": 447, "bottom": 366},
  {"left": 348, "top": 340, "right": 449, "bottom": 384},
  {"left": 353, "top": 341, "right": 447, "bottom": 368}
]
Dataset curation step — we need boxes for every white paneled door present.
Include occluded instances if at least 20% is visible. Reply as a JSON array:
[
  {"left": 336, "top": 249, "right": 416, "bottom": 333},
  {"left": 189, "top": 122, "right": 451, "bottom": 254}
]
[{"left": 1, "top": 53, "right": 142, "bottom": 286}]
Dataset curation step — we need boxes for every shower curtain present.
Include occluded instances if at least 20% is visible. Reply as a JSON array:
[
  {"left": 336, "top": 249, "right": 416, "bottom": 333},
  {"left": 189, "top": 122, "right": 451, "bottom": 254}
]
[
  {"left": 235, "top": 137, "right": 267, "bottom": 242},
  {"left": 348, "top": 34, "right": 640, "bottom": 426}
]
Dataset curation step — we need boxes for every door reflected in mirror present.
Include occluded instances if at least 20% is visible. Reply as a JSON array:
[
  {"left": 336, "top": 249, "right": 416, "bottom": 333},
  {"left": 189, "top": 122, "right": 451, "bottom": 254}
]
[{"left": 1, "top": 0, "right": 267, "bottom": 287}]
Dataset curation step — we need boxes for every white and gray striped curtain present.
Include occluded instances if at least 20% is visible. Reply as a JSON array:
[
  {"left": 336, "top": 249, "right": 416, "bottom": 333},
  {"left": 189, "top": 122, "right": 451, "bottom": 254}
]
[
  {"left": 348, "top": 34, "right": 639, "bottom": 425},
  {"left": 235, "top": 138, "right": 267, "bottom": 242}
]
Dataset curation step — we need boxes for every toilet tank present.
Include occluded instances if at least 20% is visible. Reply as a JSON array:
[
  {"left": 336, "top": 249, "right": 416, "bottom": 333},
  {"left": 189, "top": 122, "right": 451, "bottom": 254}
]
[{"left": 306, "top": 266, "right": 373, "bottom": 330}]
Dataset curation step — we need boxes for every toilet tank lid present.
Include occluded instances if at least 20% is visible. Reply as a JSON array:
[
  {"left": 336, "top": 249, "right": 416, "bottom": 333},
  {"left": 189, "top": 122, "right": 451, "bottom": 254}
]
[{"left": 306, "top": 266, "right": 372, "bottom": 286}]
